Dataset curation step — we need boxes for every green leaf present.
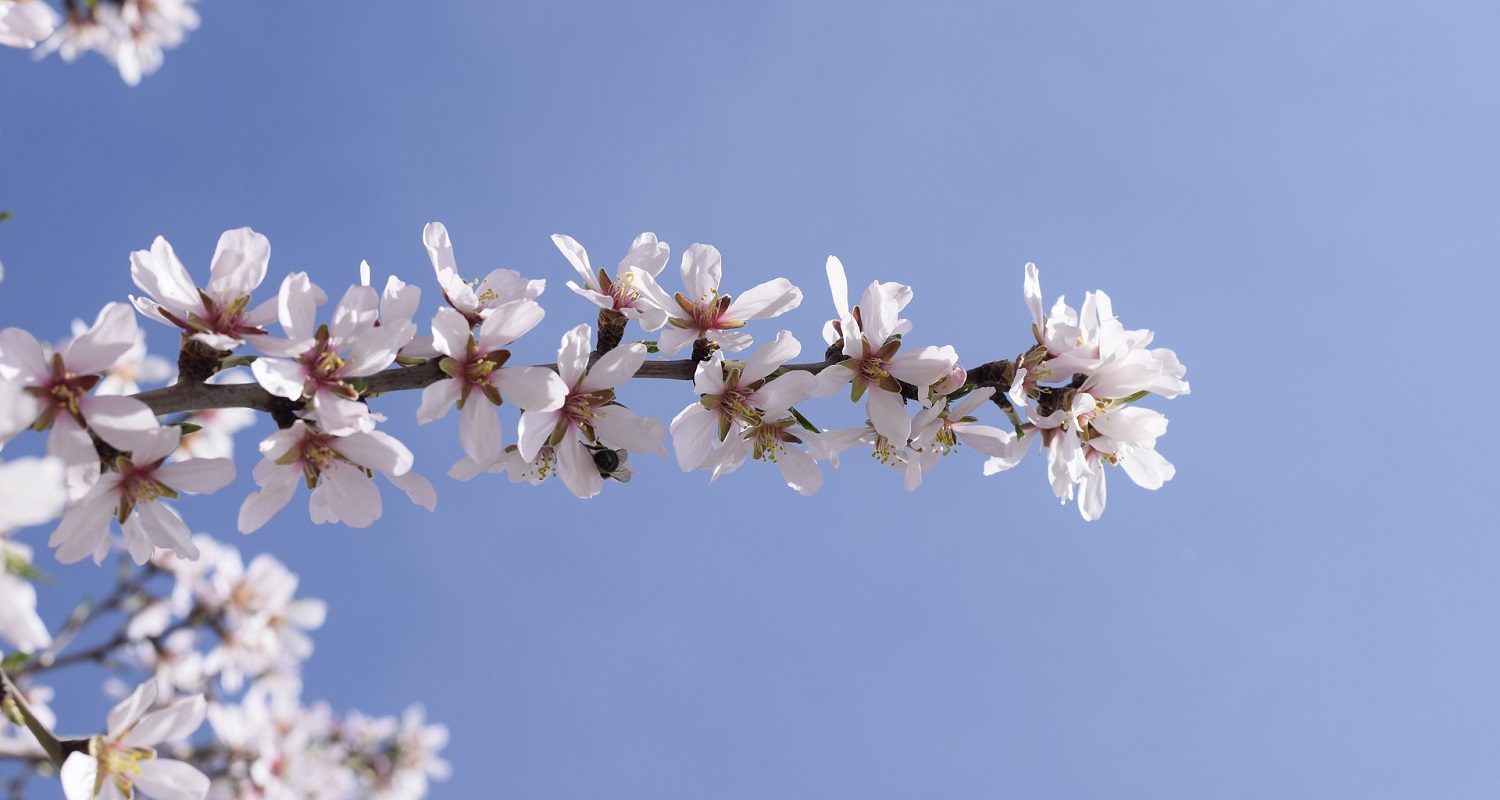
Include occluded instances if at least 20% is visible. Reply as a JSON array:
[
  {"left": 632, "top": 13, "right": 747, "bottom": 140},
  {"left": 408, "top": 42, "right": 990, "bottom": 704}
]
[
  {"left": 0, "top": 210, "right": 12, "bottom": 224},
  {"left": 175, "top": 422, "right": 203, "bottom": 435},
  {"left": 1108, "top": 390, "right": 1150, "bottom": 409},
  {"left": 2, "top": 652, "right": 27, "bottom": 672},
  {"left": 789, "top": 406, "right": 822, "bottom": 434},
  {"left": 641, "top": 339, "right": 660, "bottom": 354}
]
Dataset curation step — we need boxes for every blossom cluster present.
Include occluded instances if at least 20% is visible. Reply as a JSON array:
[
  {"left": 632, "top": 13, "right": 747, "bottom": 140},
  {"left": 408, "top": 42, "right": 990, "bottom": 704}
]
[
  {"left": 0, "top": 534, "right": 449, "bottom": 799},
  {"left": 0, "top": 220, "right": 1188, "bottom": 797},
  {"left": 0, "top": 0, "right": 198, "bottom": 85}
]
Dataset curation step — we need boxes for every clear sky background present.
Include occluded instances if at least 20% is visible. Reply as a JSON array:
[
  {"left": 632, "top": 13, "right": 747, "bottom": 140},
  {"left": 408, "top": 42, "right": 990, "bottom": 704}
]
[{"left": 2, "top": 2, "right": 1498, "bottom": 797}]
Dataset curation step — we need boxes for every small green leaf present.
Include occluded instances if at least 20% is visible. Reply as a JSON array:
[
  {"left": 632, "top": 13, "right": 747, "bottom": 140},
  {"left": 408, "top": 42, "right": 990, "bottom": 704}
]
[
  {"left": 0, "top": 210, "right": 13, "bottom": 224},
  {"left": 2, "top": 652, "right": 27, "bottom": 671},
  {"left": 789, "top": 406, "right": 822, "bottom": 434},
  {"left": 175, "top": 422, "right": 203, "bottom": 435},
  {"left": 641, "top": 340, "right": 660, "bottom": 354}
]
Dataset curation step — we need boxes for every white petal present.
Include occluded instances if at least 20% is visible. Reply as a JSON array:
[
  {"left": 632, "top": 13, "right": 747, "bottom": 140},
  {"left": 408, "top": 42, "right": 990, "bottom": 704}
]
[
  {"left": 334, "top": 430, "right": 414, "bottom": 477},
  {"left": 810, "top": 363, "right": 854, "bottom": 398},
  {"left": 276, "top": 272, "right": 324, "bottom": 342},
  {"left": 206, "top": 227, "right": 270, "bottom": 301},
  {"left": 887, "top": 345, "right": 959, "bottom": 389},
  {"left": 478, "top": 299, "right": 546, "bottom": 350},
  {"left": 430, "top": 306, "right": 472, "bottom": 358},
  {"left": 107, "top": 680, "right": 158, "bottom": 738},
  {"left": 516, "top": 410, "right": 558, "bottom": 462},
  {"left": 866, "top": 388, "right": 911, "bottom": 444},
  {"left": 670, "top": 404, "right": 718, "bottom": 472},
  {"left": 593, "top": 405, "right": 665, "bottom": 455},
  {"left": 551, "top": 233, "right": 594, "bottom": 287},
  {"left": 777, "top": 449, "right": 823, "bottom": 496},
  {"left": 458, "top": 398, "right": 503, "bottom": 467},
  {"left": 417, "top": 378, "right": 461, "bottom": 424},
  {"left": 578, "top": 343, "right": 646, "bottom": 393},
  {"left": 724, "top": 278, "right": 802, "bottom": 322},
  {"left": 493, "top": 366, "right": 567, "bottom": 412},
  {"left": 679, "top": 243, "right": 722, "bottom": 300},
  {"left": 557, "top": 324, "right": 592, "bottom": 388},
  {"left": 318, "top": 463, "right": 382, "bottom": 527},
  {"left": 0, "top": 572, "right": 52, "bottom": 651},
  {"left": 555, "top": 434, "right": 602, "bottom": 499},
  {"left": 1079, "top": 468, "right": 1107, "bottom": 521},
  {"left": 133, "top": 758, "right": 211, "bottom": 800},
  {"left": 251, "top": 358, "right": 307, "bottom": 400},
  {"left": 752, "top": 371, "right": 817, "bottom": 416},
  {"left": 124, "top": 694, "right": 205, "bottom": 747},
  {"left": 59, "top": 753, "right": 99, "bottom": 800},
  {"left": 129, "top": 501, "right": 196, "bottom": 561},
  {"left": 129, "top": 236, "right": 200, "bottom": 317},
  {"left": 825, "top": 256, "right": 849, "bottom": 318},
  {"left": 154, "top": 458, "right": 235, "bottom": 494},
  {"left": 0, "top": 456, "right": 67, "bottom": 530},
  {"left": 0, "top": 327, "right": 49, "bottom": 384},
  {"left": 742, "top": 330, "right": 799, "bottom": 384},
  {"left": 237, "top": 468, "right": 299, "bottom": 533},
  {"left": 388, "top": 470, "right": 438, "bottom": 511},
  {"left": 48, "top": 483, "right": 115, "bottom": 565},
  {"left": 66, "top": 303, "right": 139, "bottom": 375},
  {"left": 81, "top": 395, "right": 163, "bottom": 453},
  {"left": 48, "top": 416, "right": 101, "bottom": 500},
  {"left": 1120, "top": 445, "right": 1175, "bottom": 490}
]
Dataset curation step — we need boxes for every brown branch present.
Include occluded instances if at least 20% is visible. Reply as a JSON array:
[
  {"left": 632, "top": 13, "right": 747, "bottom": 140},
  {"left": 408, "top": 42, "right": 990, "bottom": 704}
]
[{"left": 129, "top": 356, "right": 850, "bottom": 416}]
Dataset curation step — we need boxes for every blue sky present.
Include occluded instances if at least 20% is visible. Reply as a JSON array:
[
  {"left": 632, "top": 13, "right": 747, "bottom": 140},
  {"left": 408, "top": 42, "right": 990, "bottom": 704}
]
[{"left": 3, "top": 2, "right": 1498, "bottom": 797}]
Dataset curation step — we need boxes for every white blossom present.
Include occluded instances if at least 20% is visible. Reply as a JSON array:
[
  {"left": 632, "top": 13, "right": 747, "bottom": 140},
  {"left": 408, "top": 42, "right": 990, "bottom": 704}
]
[
  {"left": 49, "top": 427, "right": 234, "bottom": 565},
  {"left": 237, "top": 420, "right": 435, "bottom": 533},
  {"left": 130, "top": 228, "right": 275, "bottom": 351},
  {"left": 552, "top": 232, "right": 671, "bottom": 329},
  {"left": 630, "top": 243, "right": 802, "bottom": 355},
  {"left": 251, "top": 270, "right": 419, "bottom": 436},
  {"left": 0, "top": 304, "right": 164, "bottom": 499},
  {"left": 417, "top": 303, "right": 566, "bottom": 472},
  {"left": 513, "top": 324, "right": 665, "bottom": 498},
  {"left": 423, "top": 222, "right": 544, "bottom": 325},
  {"left": 59, "top": 680, "right": 210, "bottom": 800}
]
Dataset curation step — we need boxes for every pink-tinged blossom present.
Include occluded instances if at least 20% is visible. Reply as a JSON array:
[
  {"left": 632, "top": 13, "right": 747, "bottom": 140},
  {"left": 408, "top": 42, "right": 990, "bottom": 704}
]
[
  {"left": 251, "top": 270, "right": 419, "bottom": 436},
  {"left": 0, "top": 0, "right": 59, "bottom": 49},
  {"left": 670, "top": 331, "right": 817, "bottom": 472},
  {"left": 903, "top": 387, "right": 1025, "bottom": 490},
  {"left": 1030, "top": 391, "right": 1175, "bottom": 521},
  {"left": 552, "top": 232, "right": 672, "bottom": 330},
  {"left": 237, "top": 421, "right": 435, "bottom": 533},
  {"left": 697, "top": 416, "right": 828, "bottom": 496},
  {"left": 130, "top": 228, "right": 275, "bottom": 351},
  {"left": 1022, "top": 263, "right": 1189, "bottom": 398},
  {"left": 0, "top": 304, "right": 165, "bottom": 499},
  {"left": 49, "top": 427, "right": 234, "bottom": 565},
  {"left": 423, "top": 222, "right": 545, "bottom": 326},
  {"left": 819, "top": 255, "right": 912, "bottom": 347},
  {"left": 417, "top": 304, "right": 566, "bottom": 471},
  {"left": 811, "top": 266, "right": 958, "bottom": 444},
  {"left": 513, "top": 324, "right": 665, "bottom": 499},
  {"left": 59, "top": 681, "right": 210, "bottom": 800},
  {"left": 107, "top": 0, "right": 199, "bottom": 87},
  {"left": 631, "top": 243, "right": 803, "bottom": 355}
]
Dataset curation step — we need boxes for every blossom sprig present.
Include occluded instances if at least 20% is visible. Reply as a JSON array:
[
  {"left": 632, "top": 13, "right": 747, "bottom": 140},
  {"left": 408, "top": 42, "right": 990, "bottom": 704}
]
[
  {"left": 0, "top": 535, "right": 451, "bottom": 799},
  {"left": 4, "top": 0, "right": 200, "bottom": 86}
]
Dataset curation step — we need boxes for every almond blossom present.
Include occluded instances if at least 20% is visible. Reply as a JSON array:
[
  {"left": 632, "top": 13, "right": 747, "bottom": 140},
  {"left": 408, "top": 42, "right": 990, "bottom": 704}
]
[
  {"left": 513, "top": 324, "right": 665, "bottom": 499},
  {"left": 1, "top": 536, "right": 52, "bottom": 652},
  {"left": 697, "top": 415, "right": 828, "bottom": 496},
  {"left": 423, "top": 222, "right": 544, "bottom": 326},
  {"left": 0, "top": 0, "right": 58, "bottom": 49},
  {"left": 631, "top": 243, "right": 803, "bottom": 355},
  {"left": 902, "top": 387, "right": 1026, "bottom": 490},
  {"left": 0, "top": 304, "right": 165, "bottom": 499},
  {"left": 49, "top": 427, "right": 234, "bottom": 565},
  {"left": 417, "top": 304, "right": 566, "bottom": 471},
  {"left": 552, "top": 232, "right": 672, "bottom": 330},
  {"left": 237, "top": 420, "right": 436, "bottom": 533},
  {"left": 811, "top": 264, "right": 958, "bottom": 444},
  {"left": 59, "top": 680, "right": 210, "bottom": 800},
  {"left": 669, "top": 330, "right": 817, "bottom": 472},
  {"left": 251, "top": 269, "right": 419, "bottom": 436},
  {"left": 130, "top": 228, "right": 275, "bottom": 351},
  {"left": 1022, "top": 262, "right": 1189, "bottom": 398}
]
